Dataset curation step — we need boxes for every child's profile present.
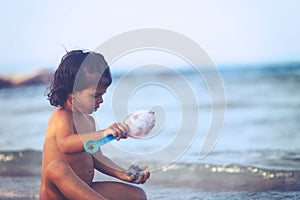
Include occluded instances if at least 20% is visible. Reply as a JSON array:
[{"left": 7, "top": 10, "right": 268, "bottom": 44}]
[{"left": 40, "top": 50, "right": 150, "bottom": 200}]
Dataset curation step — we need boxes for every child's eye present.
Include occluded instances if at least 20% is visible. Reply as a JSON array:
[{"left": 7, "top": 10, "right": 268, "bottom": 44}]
[{"left": 93, "top": 93, "right": 103, "bottom": 98}]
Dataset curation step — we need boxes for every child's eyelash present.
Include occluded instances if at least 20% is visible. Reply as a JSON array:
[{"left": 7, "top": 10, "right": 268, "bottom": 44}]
[{"left": 93, "top": 94, "right": 103, "bottom": 98}]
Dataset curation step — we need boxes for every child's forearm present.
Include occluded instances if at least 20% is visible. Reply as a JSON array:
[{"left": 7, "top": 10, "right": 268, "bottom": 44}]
[
  {"left": 57, "top": 131, "right": 105, "bottom": 154},
  {"left": 93, "top": 152, "right": 151, "bottom": 184},
  {"left": 93, "top": 154, "right": 126, "bottom": 179}
]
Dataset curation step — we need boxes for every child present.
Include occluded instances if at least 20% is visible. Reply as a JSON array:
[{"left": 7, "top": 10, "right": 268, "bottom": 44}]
[{"left": 40, "top": 50, "right": 150, "bottom": 200}]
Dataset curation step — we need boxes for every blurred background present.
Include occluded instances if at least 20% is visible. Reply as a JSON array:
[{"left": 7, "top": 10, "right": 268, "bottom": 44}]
[
  {"left": 0, "top": 1, "right": 300, "bottom": 199},
  {"left": 1, "top": 0, "right": 300, "bottom": 75}
]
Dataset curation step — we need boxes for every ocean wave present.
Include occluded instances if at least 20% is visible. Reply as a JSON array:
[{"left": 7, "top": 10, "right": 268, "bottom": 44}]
[
  {"left": 1, "top": 150, "right": 300, "bottom": 192},
  {"left": 151, "top": 162, "right": 300, "bottom": 191},
  {"left": 0, "top": 150, "right": 41, "bottom": 176}
]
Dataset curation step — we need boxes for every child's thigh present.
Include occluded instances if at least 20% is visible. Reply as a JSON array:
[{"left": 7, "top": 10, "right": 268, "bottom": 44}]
[
  {"left": 40, "top": 161, "right": 69, "bottom": 200},
  {"left": 91, "top": 181, "right": 147, "bottom": 200}
]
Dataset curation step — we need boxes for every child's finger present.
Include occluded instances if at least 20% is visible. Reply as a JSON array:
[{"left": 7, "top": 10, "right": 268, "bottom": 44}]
[
  {"left": 143, "top": 171, "right": 150, "bottom": 183},
  {"left": 135, "top": 173, "right": 144, "bottom": 184},
  {"left": 106, "top": 129, "right": 121, "bottom": 141},
  {"left": 135, "top": 172, "right": 150, "bottom": 184},
  {"left": 107, "top": 125, "right": 120, "bottom": 140},
  {"left": 140, "top": 172, "right": 150, "bottom": 184},
  {"left": 117, "top": 123, "right": 129, "bottom": 134},
  {"left": 112, "top": 128, "right": 122, "bottom": 140},
  {"left": 110, "top": 123, "right": 128, "bottom": 139},
  {"left": 129, "top": 172, "right": 143, "bottom": 184},
  {"left": 129, "top": 173, "right": 137, "bottom": 182}
]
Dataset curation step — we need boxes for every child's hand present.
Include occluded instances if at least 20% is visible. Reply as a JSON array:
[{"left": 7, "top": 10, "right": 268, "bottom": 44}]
[
  {"left": 124, "top": 165, "right": 150, "bottom": 184},
  {"left": 103, "top": 123, "right": 129, "bottom": 140}
]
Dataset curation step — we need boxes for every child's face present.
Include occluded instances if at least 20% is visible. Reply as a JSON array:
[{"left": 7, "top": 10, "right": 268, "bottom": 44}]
[{"left": 72, "top": 85, "right": 107, "bottom": 114}]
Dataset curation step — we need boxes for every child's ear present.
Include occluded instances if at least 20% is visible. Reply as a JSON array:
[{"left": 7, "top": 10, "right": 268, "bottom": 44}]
[{"left": 68, "top": 93, "right": 75, "bottom": 99}]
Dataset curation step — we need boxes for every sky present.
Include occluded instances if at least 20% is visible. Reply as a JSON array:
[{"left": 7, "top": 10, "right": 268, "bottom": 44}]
[{"left": 1, "top": 0, "right": 300, "bottom": 75}]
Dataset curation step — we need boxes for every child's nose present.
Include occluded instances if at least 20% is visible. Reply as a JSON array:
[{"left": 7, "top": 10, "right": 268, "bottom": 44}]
[{"left": 96, "top": 96, "right": 103, "bottom": 104}]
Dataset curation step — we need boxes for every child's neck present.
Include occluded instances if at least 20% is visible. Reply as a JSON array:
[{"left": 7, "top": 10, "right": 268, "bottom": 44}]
[{"left": 63, "top": 98, "right": 82, "bottom": 114}]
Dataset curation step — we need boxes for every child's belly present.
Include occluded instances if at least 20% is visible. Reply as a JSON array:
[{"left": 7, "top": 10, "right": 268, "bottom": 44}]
[{"left": 66, "top": 152, "right": 95, "bottom": 184}]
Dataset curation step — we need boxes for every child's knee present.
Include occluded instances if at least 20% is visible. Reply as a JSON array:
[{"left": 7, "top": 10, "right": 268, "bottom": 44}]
[
  {"left": 134, "top": 187, "right": 147, "bottom": 200},
  {"left": 46, "top": 160, "right": 70, "bottom": 180}
]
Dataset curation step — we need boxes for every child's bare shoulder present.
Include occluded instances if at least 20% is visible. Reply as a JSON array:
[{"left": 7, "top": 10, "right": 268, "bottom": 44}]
[
  {"left": 49, "top": 108, "right": 74, "bottom": 128},
  {"left": 52, "top": 107, "right": 72, "bottom": 118}
]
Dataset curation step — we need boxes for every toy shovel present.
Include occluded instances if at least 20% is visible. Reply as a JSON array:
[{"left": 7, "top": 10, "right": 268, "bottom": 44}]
[{"left": 84, "top": 110, "right": 156, "bottom": 154}]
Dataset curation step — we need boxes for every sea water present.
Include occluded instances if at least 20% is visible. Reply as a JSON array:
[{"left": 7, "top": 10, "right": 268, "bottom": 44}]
[{"left": 0, "top": 64, "right": 300, "bottom": 199}]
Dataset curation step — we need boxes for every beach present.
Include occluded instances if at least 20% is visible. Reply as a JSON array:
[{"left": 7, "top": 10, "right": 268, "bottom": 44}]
[
  {"left": 1, "top": 64, "right": 300, "bottom": 199},
  {"left": 1, "top": 150, "right": 300, "bottom": 199}
]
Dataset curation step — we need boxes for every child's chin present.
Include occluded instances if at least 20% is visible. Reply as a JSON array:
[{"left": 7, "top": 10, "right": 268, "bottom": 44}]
[{"left": 83, "top": 109, "right": 95, "bottom": 114}]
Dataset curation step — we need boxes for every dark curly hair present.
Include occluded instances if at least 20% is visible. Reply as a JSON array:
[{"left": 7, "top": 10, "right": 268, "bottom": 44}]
[{"left": 47, "top": 50, "right": 112, "bottom": 107}]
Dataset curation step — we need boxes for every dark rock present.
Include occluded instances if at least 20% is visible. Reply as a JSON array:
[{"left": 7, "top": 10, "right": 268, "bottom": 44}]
[
  {"left": 0, "top": 69, "right": 53, "bottom": 89},
  {"left": 16, "top": 71, "right": 52, "bottom": 87},
  {"left": 0, "top": 78, "right": 13, "bottom": 89}
]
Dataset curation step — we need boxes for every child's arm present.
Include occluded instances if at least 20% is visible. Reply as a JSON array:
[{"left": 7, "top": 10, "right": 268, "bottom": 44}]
[
  {"left": 53, "top": 109, "right": 126, "bottom": 154},
  {"left": 93, "top": 150, "right": 150, "bottom": 184}
]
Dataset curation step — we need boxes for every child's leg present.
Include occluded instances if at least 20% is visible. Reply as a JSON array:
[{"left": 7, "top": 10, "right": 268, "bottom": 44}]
[
  {"left": 91, "top": 181, "right": 147, "bottom": 200},
  {"left": 41, "top": 160, "right": 107, "bottom": 200}
]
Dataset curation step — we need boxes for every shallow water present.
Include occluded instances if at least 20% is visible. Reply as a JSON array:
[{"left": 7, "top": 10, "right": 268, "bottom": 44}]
[
  {"left": 1, "top": 175, "right": 300, "bottom": 200},
  {"left": 0, "top": 64, "right": 300, "bottom": 199}
]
